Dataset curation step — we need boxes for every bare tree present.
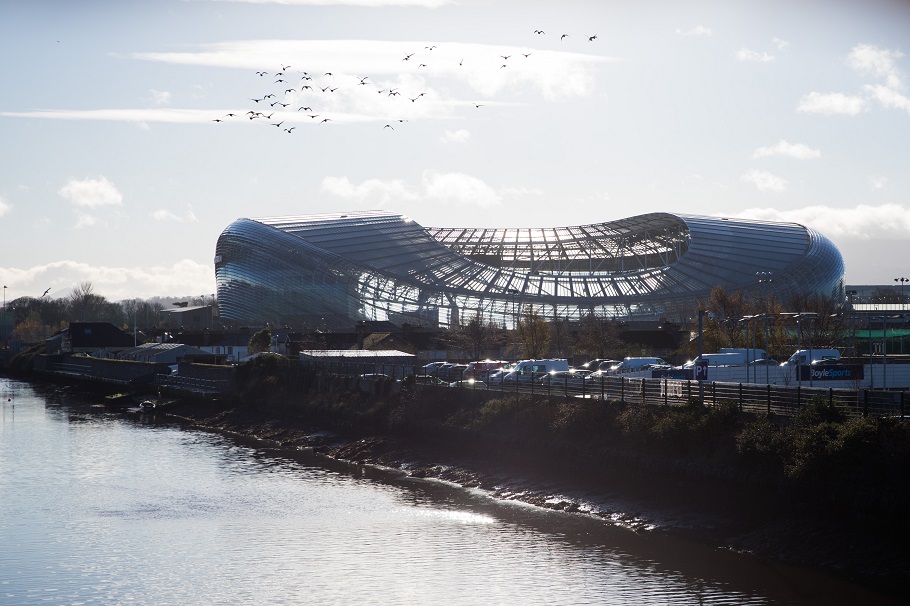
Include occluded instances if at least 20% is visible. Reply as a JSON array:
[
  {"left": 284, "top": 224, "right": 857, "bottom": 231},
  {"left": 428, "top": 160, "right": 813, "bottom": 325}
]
[
  {"left": 576, "top": 313, "right": 623, "bottom": 359},
  {"left": 518, "top": 305, "right": 550, "bottom": 359},
  {"left": 452, "top": 312, "right": 499, "bottom": 360}
]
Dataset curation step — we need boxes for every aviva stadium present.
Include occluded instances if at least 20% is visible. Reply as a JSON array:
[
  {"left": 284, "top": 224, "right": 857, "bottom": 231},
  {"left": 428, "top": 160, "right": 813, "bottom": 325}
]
[{"left": 214, "top": 211, "right": 845, "bottom": 330}]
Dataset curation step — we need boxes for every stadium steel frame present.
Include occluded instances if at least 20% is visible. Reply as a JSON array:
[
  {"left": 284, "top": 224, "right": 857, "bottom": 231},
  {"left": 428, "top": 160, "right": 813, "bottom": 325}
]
[{"left": 214, "top": 210, "right": 845, "bottom": 330}]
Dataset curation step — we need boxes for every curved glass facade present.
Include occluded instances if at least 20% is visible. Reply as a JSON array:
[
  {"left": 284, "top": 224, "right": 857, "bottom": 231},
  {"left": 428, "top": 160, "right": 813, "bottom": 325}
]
[{"left": 215, "top": 211, "right": 845, "bottom": 330}]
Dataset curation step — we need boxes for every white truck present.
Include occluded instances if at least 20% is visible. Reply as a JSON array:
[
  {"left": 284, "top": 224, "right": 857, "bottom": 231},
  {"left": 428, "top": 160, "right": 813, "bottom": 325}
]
[{"left": 685, "top": 348, "right": 768, "bottom": 367}]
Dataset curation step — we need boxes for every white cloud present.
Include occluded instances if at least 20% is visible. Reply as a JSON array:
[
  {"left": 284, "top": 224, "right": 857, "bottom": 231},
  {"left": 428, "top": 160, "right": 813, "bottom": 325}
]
[
  {"left": 736, "top": 49, "right": 774, "bottom": 63},
  {"left": 0, "top": 195, "right": 11, "bottom": 217},
  {"left": 152, "top": 205, "right": 199, "bottom": 223},
  {"left": 737, "top": 203, "right": 910, "bottom": 240},
  {"left": 752, "top": 139, "right": 820, "bottom": 159},
  {"left": 676, "top": 25, "right": 712, "bottom": 36},
  {"left": 132, "top": 39, "right": 613, "bottom": 103},
  {"left": 441, "top": 129, "right": 470, "bottom": 144},
  {"left": 847, "top": 44, "right": 904, "bottom": 89},
  {"left": 772, "top": 37, "right": 790, "bottom": 50},
  {"left": 213, "top": 0, "right": 450, "bottom": 6},
  {"left": 421, "top": 171, "right": 501, "bottom": 208},
  {"left": 321, "top": 171, "right": 508, "bottom": 209},
  {"left": 150, "top": 89, "right": 172, "bottom": 105},
  {"left": 863, "top": 84, "right": 910, "bottom": 114},
  {"left": 0, "top": 259, "right": 215, "bottom": 301},
  {"left": 1, "top": 108, "right": 238, "bottom": 124},
  {"left": 796, "top": 91, "right": 866, "bottom": 115},
  {"left": 869, "top": 176, "right": 888, "bottom": 190},
  {"left": 58, "top": 176, "right": 123, "bottom": 208},
  {"left": 321, "top": 176, "right": 420, "bottom": 206},
  {"left": 741, "top": 169, "right": 788, "bottom": 193},
  {"left": 73, "top": 213, "right": 99, "bottom": 229}
]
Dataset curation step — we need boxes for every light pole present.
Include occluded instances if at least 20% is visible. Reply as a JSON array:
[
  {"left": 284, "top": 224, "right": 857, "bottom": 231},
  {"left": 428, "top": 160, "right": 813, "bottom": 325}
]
[
  {"left": 506, "top": 288, "right": 520, "bottom": 361},
  {"left": 895, "top": 277, "right": 908, "bottom": 305},
  {"left": 697, "top": 309, "right": 712, "bottom": 404}
]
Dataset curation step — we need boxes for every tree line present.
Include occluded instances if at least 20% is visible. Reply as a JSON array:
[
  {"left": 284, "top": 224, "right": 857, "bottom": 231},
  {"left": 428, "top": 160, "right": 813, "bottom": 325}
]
[{"left": 4, "top": 282, "right": 212, "bottom": 344}]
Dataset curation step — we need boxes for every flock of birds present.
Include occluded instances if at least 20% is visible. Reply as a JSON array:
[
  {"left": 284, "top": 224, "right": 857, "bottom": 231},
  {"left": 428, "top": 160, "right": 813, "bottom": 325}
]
[{"left": 212, "top": 29, "right": 600, "bottom": 133}]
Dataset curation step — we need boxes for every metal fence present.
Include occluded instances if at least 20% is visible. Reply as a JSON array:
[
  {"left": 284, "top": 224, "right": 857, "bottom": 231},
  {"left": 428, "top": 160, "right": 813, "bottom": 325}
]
[{"left": 298, "top": 358, "right": 908, "bottom": 419}]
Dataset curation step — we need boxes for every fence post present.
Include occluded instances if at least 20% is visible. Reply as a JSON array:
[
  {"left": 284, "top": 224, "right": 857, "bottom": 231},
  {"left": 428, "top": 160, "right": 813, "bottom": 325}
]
[
  {"left": 901, "top": 390, "right": 905, "bottom": 418},
  {"left": 797, "top": 385, "right": 801, "bottom": 410},
  {"left": 738, "top": 383, "right": 743, "bottom": 411},
  {"left": 863, "top": 389, "right": 868, "bottom": 417},
  {"left": 664, "top": 379, "right": 668, "bottom": 406},
  {"left": 829, "top": 387, "right": 833, "bottom": 409},
  {"left": 621, "top": 377, "right": 625, "bottom": 403},
  {"left": 767, "top": 384, "right": 771, "bottom": 415},
  {"left": 711, "top": 382, "right": 716, "bottom": 408},
  {"left": 687, "top": 380, "right": 691, "bottom": 404},
  {"left": 601, "top": 376, "right": 604, "bottom": 401}
]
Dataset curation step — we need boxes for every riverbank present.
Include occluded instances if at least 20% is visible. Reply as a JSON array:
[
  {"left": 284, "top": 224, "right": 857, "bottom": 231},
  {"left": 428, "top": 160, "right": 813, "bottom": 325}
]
[{"left": 160, "top": 389, "right": 909, "bottom": 601}]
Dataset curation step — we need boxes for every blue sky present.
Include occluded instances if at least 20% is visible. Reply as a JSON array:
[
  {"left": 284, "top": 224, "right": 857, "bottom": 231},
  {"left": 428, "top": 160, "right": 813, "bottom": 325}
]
[{"left": 1, "top": 0, "right": 908, "bottom": 302}]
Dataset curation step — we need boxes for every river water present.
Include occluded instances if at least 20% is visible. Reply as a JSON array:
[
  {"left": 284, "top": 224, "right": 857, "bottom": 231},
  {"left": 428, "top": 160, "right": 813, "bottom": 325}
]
[{"left": 0, "top": 380, "right": 902, "bottom": 606}]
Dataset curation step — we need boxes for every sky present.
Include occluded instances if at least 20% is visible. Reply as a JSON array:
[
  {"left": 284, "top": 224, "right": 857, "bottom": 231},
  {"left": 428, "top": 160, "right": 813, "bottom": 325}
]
[{"left": 1, "top": 0, "right": 909, "bottom": 303}]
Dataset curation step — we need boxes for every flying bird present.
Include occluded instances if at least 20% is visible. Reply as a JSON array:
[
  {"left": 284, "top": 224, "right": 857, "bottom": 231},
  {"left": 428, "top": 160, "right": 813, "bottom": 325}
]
[
  {"left": 403, "top": 53, "right": 415, "bottom": 61},
  {"left": 281, "top": 64, "right": 291, "bottom": 70},
  {"left": 501, "top": 55, "right": 511, "bottom": 60},
  {"left": 425, "top": 45, "right": 437, "bottom": 50},
  {"left": 588, "top": 34, "right": 598, "bottom": 41},
  {"left": 42, "top": 288, "right": 51, "bottom": 297},
  {"left": 533, "top": 29, "right": 545, "bottom": 34},
  {"left": 561, "top": 34, "right": 569, "bottom": 40},
  {"left": 418, "top": 63, "right": 427, "bottom": 69},
  {"left": 284, "top": 127, "right": 296, "bottom": 133},
  {"left": 320, "top": 118, "right": 331, "bottom": 123},
  {"left": 384, "top": 124, "right": 394, "bottom": 129}
]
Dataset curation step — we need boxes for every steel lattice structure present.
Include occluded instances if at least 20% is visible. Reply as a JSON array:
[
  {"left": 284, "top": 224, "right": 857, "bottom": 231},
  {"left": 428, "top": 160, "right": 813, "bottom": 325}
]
[{"left": 215, "top": 210, "right": 845, "bottom": 329}]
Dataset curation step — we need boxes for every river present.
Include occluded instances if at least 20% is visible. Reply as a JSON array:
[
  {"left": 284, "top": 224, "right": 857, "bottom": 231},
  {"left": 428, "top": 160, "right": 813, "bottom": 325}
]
[{"left": 0, "top": 380, "right": 902, "bottom": 605}]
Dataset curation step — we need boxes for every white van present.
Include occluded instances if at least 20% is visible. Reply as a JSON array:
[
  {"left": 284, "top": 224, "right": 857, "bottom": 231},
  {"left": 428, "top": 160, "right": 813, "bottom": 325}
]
[
  {"left": 611, "top": 356, "right": 669, "bottom": 374},
  {"left": 685, "top": 349, "right": 768, "bottom": 368},
  {"left": 503, "top": 359, "right": 570, "bottom": 382},
  {"left": 781, "top": 349, "right": 840, "bottom": 366}
]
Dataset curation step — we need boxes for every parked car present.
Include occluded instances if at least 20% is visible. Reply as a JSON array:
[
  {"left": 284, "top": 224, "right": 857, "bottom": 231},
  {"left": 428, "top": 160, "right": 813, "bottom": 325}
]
[
  {"left": 462, "top": 360, "right": 508, "bottom": 380},
  {"left": 749, "top": 358, "right": 779, "bottom": 366},
  {"left": 540, "top": 369, "right": 591, "bottom": 389},
  {"left": 579, "top": 358, "right": 620, "bottom": 372},
  {"left": 448, "top": 379, "right": 488, "bottom": 389},
  {"left": 421, "top": 362, "right": 448, "bottom": 375},
  {"left": 439, "top": 364, "right": 468, "bottom": 382},
  {"left": 503, "top": 359, "right": 570, "bottom": 383}
]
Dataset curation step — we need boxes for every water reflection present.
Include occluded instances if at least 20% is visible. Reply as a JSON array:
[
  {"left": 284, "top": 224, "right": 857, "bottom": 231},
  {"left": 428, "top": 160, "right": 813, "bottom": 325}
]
[{"left": 0, "top": 381, "right": 902, "bottom": 606}]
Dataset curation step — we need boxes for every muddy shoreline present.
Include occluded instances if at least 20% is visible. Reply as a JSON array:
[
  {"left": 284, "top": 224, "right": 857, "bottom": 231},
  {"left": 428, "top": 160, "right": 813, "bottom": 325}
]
[{"left": 160, "top": 396, "right": 908, "bottom": 601}]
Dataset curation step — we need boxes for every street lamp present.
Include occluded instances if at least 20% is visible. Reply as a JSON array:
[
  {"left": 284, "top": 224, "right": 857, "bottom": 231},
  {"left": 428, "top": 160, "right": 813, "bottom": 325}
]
[
  {"left": 895, "top": 277, "right": 908, "bottom": 305},
  {"left": 697, "top": 309, "right": 713, "bottom": 404},
  {"left": 506, "top": 288, "right": 521, "bottom": 360}
]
